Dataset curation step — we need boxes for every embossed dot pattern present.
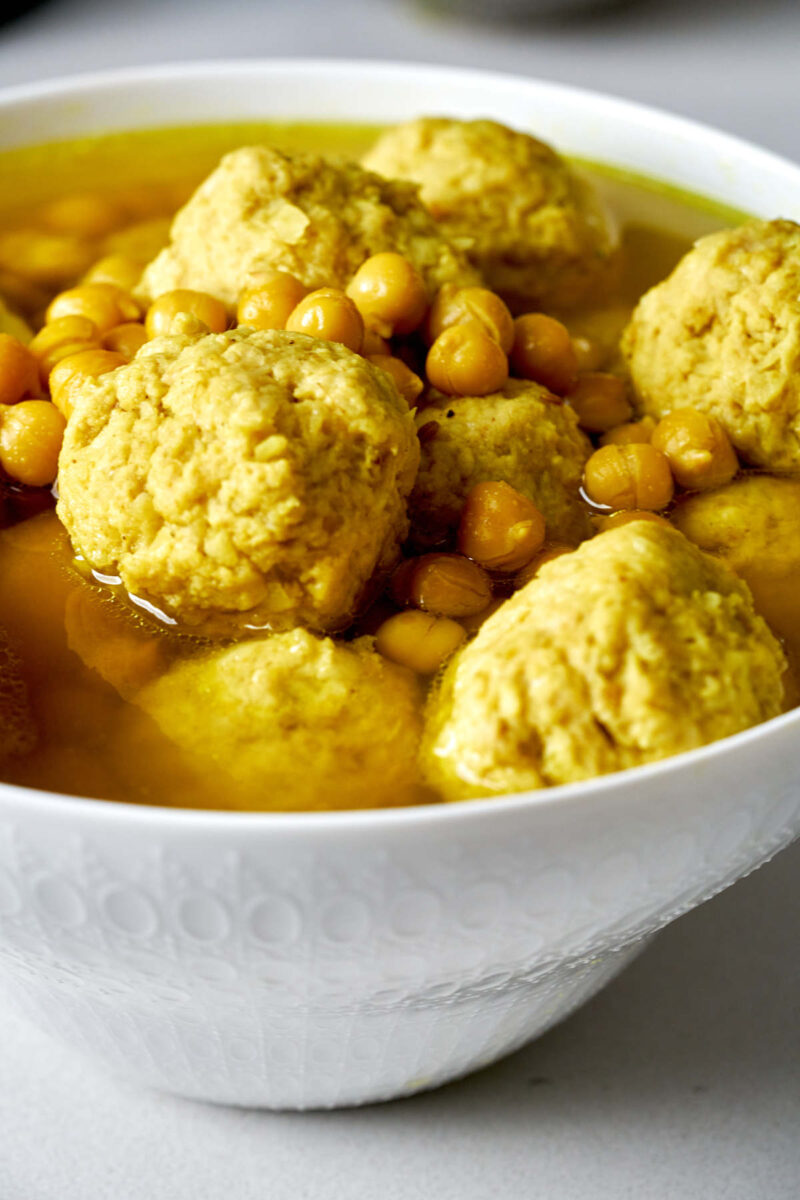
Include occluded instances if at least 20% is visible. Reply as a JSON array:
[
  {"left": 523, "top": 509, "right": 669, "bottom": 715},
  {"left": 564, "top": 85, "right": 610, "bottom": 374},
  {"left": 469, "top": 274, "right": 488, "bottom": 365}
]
[
  {"left": 246, "top": 894, "right": 302, "bottom": 945},
  {"left": 589, "top": 852, "right": 645, "bottom": 906},
  {"left": 32, "top": 876, "right": 86, "bottom": 928},
  {"left": 320, "top": 895, "right": 370, "bottom": 943},
  {"left": 458, "top": 881, "right": 508, "bottom": 930},
  {"left": 0, "top": 730, "right": 799, "bottom": 1108},
  {"left": 176, "top": 893, "right": 231, "bottom": 942},
  {"left": 101, "top": 887, "right": 159, "bottom": 938},
  {"left": 390, "top": 889, "right": 441, "bottom": 937}
]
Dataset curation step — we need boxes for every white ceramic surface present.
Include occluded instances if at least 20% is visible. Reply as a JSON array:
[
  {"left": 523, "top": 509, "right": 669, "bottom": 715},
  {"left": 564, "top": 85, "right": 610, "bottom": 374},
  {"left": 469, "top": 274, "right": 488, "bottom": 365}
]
[{"left": 1, "top": 60, "right": 799, "bottom": 1110}]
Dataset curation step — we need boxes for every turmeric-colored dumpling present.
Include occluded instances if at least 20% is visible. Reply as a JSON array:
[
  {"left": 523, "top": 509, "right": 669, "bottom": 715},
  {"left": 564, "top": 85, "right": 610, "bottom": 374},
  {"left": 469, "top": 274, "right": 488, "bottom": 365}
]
[
  {"left": 410, "top": 380, "right": 592, "bottom": 546},
  {"left": 622, "top": 219, "right": 800, "bottom": 472},
  {"left": 421, "top": 523, "right": 785, "bottom": 800},
  {"left": 672, "top": 474, "right": 800, "bottom": 660},
  {"left": 135, "top": 630, "right": 425, "bottom": 811},
  {"left": 138, "top": 145, "right": 478, "bottom": 307},
  {"left": 363, "top": 117, "right": 618, "bottom": 311},
  {"left": 56, "top": 326, "right": 420, "bottom": 633}
]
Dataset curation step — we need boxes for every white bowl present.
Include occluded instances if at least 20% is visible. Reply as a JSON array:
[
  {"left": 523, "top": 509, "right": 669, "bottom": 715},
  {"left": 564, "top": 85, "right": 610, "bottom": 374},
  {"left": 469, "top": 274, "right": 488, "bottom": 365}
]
[{"left": 1, "top": 61, "right": 799, "bottom": 1110}]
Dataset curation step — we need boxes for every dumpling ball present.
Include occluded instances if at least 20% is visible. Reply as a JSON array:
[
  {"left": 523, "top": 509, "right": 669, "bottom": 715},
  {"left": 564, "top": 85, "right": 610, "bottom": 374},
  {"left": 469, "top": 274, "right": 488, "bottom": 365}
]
[
  {"left": 138, "top": 145, "right": 478, "bottom": 307},
  {"left": 362, "top": 117, "right": 618, "bottom": 312},
  {"left": 622, "top": 219, "right": 800, "bottom": 472},
  {"left": 672, "top": 475, "right": 800, "bottom": 665},
  {"left": 410, "top": 379, "right": 592, "bottom": 546},
  {"left": 135, "top": 630, "right": 425, "bottom": 811},
  {"left": 421, "top": 522, "right": 785, "bottom": 800},
  {"left": 56, "top": 327, "right": 420, "bottom": 633}
]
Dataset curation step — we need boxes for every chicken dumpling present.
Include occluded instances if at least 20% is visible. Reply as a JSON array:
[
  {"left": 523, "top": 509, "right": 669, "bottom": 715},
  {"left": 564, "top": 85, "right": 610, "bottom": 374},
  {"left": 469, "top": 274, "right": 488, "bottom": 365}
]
[
  {"left": 363, "top": 117, "right": 618, "bottom": 311},
  {"left": 422, "top": 522, "right": 785, "bottom": 799},
  {"left": 622, "top": 219, "right": 800, "bottom": 472},
  {"left": 57, "top": 327, "right": 419, "bottom": 633}
]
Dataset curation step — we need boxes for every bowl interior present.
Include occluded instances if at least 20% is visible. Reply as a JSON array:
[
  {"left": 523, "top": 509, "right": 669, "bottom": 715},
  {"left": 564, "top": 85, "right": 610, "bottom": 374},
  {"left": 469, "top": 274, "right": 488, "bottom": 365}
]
[
  {"left": 1, "top": 59, "right": 799, "bottom": 831},
  {"left": 2, "top": 59, "right": 800, "bottom": 218}
]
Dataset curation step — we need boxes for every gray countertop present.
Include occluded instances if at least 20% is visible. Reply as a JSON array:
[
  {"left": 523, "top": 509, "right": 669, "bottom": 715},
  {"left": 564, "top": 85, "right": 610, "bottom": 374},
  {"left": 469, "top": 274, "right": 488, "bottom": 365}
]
[
  {"left": 1, "top": 2, "right": 799, "bottom": 1196},
  {"left": 2, "top": 0, "right": 800, "bottom": 161}
]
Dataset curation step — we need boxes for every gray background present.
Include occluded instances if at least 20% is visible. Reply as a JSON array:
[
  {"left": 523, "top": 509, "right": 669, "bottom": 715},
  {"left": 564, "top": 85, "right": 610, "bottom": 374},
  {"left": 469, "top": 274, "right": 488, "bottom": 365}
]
[{"left": 1, "top": 1, "right": 799, "bottom": 1196}]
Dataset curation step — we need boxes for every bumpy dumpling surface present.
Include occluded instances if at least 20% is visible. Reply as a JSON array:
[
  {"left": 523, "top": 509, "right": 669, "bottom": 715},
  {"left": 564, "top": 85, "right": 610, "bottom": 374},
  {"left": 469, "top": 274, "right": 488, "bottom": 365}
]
[
  {"left": 672, "top": 475, "right": 800, "bottom": 663},
  {"left": 410, "top": 380, "right": 592, "bottom": 545},
  {"left": 622, "top": 219, "right": 800, "bottom": 472},
  {"left": 136, "top": 629, "right": 425, "bottom": 810},
  {"left": 57, "top": 327, "right": 419, "bottom": 632},
  {"left": 138, "top": 145, "right": 478, "bottom": 306},
  {"left": 362, "top": 117, "right": 617, "bottom": 311},
  {"left": 422, "top": 522, "right": 785, "bottom": 799}
]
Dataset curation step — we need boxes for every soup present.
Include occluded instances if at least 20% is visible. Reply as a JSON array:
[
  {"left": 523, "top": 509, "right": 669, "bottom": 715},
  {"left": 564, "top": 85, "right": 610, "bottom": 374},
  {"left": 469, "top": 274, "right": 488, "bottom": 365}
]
[{"left": 0, "top": 121, "right": 796, "bottom": 811}]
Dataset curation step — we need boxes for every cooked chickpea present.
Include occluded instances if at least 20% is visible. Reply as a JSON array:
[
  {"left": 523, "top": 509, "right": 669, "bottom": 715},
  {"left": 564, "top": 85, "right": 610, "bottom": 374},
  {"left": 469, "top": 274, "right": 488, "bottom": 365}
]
[
  {"left": 30, "top": 315, "right": 98, "bottom": 355},
  {"left": 566, "top": 372, "right": 632, "bottom": 433},
  {"left": 571, "top": 334, "right": 606, "bottom": 373},
  {"left": 404, "top": 553, "right": 493, "bottom": 618},
  {"left": 49, "top": 348, "right": 126, "bottom": 418},
  {"left": 651, "top": 407, "right": 739, "bottom": 491},
  {"left": 0, "top": 334, "right": 40, "bottom": 406},
  {"left": 83, "top": 253, "right": 143, "bottom": 293},
  {"left": 514, "top": 543, "right": 574, "bottom": 588},
  {"left": 236, "top": 272, "right": 308, "bottom": 331},
  {"left": 511, "top": 313, "right": 578, "bottom": 395},
  {"left": 599, "top": 416, "right": 656, "bottom": 447},
  {"left": 29, "top": 315, "right": 100, "bottom": 384},
  {"left": 583, "top": 443, "right": 675, "bottom": 512},
  {"left": 41, "top": 339, "right": 105, "bottom": 386},
  {"left": 458, "top": 481, "right": 546, "bottom": 572},
  {"left": 145, "top": 289, "right": 228, "bottom": 339},
  {"left": 361, "top": 326, "right": 391, "bottom": 356},
  {"left": 102, "top": 322, "right": 148, "bottom": 360},
  {"left": 47, "top": 282, "right": 141, "bottom": 335},
  {"left": 38, "top": 192, "right": 122, "bottom": 239},
  {"left": 345, "top": 253, "right": 428, "bottom": 336},
  {"left": 388, "top": 558, "right": 420, "bottom": 608},
  {"left": 594, "top": 509, "right": 673, "bottom": 532},
  {"left": 0, "top": 230, "right": 94, "bottom": 286},
  {"left": 374, "top": 609, "right": 467, "bottom": 675},
  {"left": 0, "top": 399, "right": 65, "bottom": 486},
  {"left": 285, "top": 288, "right": 365, "bottom": 352},
  {"left": 367, "top": 355, "right": 423, "bottom": 407},
  {"left": 426, "top": 324, "right": 508, "bottom": 397},
  {"left": 424, "top": 285, "right": 515, "bottom": 353}
]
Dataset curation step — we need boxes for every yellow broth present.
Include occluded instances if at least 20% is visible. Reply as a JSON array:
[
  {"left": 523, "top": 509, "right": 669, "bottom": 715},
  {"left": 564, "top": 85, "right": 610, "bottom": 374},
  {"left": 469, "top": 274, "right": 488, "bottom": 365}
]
[{"left": 0, "top": 122, "right": 796, "bottom": 811}]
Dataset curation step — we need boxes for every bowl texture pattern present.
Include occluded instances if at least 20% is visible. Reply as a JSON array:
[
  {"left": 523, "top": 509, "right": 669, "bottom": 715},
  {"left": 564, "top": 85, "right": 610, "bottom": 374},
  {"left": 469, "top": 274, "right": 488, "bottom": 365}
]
[
  {"left": 1, "top": 709, "right": 798, "bottom": 1107},
  {"left": 1, "top": 61, "right": 800, "bottom": 1108}
]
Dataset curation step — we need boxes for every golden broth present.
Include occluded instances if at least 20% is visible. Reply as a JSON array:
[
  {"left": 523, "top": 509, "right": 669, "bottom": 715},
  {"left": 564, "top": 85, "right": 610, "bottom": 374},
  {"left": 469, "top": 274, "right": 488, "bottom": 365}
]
[{"left": 0, "top": 122, "right": 795, "bottom": 811}]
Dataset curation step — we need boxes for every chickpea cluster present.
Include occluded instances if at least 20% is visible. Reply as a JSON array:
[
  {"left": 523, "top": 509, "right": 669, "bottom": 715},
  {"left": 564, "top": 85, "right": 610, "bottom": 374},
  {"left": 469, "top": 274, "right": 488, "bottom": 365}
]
[
  {"left": 0, "top": 184, "right": 745, "bottom": 685},
  {"left": 582, "top": 408, "right": 739, "bottom": 519},
  {"left": 0, "top": 184, "right": 180, "bottom": 491},
  {"left": 374, "top": 479, "right": 552, "bottom": 675}
]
